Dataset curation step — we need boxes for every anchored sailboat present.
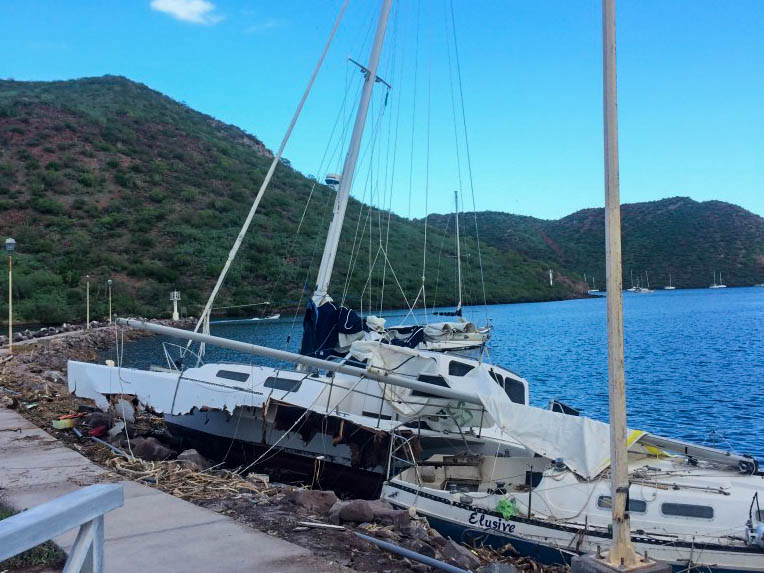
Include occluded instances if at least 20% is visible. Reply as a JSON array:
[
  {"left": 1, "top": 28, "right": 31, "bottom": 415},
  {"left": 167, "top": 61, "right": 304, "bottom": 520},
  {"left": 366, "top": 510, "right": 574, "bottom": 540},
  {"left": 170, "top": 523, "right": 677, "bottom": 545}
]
[{"left": 710, "top": 271, "right": 727, "bottom": 289}]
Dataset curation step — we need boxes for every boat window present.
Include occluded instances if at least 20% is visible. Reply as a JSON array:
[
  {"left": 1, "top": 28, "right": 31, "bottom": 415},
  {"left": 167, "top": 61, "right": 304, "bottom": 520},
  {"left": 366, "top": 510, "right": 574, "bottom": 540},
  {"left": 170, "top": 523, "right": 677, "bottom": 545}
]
[
  {"left": 597, "top": 496, "right": 647, "bottom": 513},
  {"left": 758, "top": 510, "right": 764, "bottom": 522},
  {"left": 217, "top": 370, "right": 250, "bottom": 382},
  {"left": 448, "top": 361, "right": 475, "bottom": 376},
  {"left": 489, "top": 370, "right": 503, "bottom": 386},
  {"left": 504, "top": 378, "right": 526, "bottom": 405},
  {"left": 661, "top": 503, "right": 713, "bottom": 519},
  {"left": 411, "top": 374, "right": 449, "bottom": 398},
  {"left": 264, "top": 376, "right": 302, "bottom": 392}
]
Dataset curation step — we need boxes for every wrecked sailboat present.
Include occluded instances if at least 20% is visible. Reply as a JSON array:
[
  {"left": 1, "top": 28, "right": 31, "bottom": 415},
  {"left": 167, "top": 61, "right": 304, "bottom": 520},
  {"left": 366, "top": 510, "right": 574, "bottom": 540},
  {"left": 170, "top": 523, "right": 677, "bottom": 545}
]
[
  {"left": 381, "top": 402, "right": 764, "bottom": 572},
  {"left": 68, "top": 0, "right": 506, "bottom": 488}
]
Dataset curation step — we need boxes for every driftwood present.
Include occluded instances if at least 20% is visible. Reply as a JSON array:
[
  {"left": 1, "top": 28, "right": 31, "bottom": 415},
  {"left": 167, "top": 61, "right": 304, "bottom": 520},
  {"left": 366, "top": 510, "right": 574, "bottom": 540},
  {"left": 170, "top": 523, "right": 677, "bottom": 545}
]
[{"left": 105, "top": 458, "right": 276, "bottom": 501}]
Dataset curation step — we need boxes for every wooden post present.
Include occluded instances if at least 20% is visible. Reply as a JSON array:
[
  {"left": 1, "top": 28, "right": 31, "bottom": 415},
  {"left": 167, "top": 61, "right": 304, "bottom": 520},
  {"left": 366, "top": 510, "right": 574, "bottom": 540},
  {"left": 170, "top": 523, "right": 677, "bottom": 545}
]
[{"left": 602, "top": 0, "right": 639, "bottom": 567}]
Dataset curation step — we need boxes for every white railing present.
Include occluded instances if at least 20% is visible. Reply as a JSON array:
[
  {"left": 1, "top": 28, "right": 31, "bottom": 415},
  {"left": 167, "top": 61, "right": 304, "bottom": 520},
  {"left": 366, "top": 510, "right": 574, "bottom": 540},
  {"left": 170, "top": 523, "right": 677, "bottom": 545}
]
[{"left": 0, "top": 484, "right": 124, "bottom": 573}]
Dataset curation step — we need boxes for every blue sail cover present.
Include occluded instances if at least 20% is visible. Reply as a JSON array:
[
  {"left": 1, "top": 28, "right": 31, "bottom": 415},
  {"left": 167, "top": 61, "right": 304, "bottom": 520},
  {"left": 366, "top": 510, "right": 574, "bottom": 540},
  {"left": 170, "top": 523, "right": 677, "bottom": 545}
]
[{"left": 299, "top": 299, "right": 364, "bottom": 359}]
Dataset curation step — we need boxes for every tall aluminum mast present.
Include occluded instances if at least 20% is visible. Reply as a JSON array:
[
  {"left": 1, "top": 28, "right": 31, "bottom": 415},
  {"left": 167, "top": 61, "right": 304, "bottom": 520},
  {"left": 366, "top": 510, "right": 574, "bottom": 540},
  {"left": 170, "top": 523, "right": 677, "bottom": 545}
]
[
  {"left": 312, "top": 0, "right": 394, "bottom": 306},
  {"left": 454, "top": 190, "right": 462, "bottom": 313}
]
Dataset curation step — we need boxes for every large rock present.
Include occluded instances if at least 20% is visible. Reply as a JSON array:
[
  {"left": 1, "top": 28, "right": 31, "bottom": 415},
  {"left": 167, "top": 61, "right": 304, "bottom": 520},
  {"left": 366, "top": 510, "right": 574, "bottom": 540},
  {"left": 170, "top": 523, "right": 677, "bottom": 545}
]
[
  {"left": 130, "top": 436, "right": 175, "bottom": 461},
  {"left": 287, "top": 488, "right": 338, "bottom": 513},
  {"left": 176, "top": 448, "right": 210, "bottom": 471},
  {"left": 366, "top": 499, "right": 409, "bottom": 529},
  {"left": 441, "top": 540, "right": 481, "bottom": 571},
  {"left": 407, "top": 540, "right": 438, "bottom": 559},
  {"left": 338, "top": 499, "right": 375, "bottom": 523},
  {"left": 401, "top": 522, "right": 430, "bottom": 540}
]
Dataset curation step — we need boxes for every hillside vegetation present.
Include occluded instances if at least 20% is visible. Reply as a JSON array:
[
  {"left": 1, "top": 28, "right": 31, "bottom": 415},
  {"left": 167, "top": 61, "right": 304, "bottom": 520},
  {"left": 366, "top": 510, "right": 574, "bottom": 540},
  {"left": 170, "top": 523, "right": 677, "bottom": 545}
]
[
  {"left": 0, "top": 77, "right": 760, "bottom": 324},
  {"left": 0, "top": 76, "right": 583, "bottom": 324},
  {"left": 427, "top": 197, "right": 763, "bottom": 290}
]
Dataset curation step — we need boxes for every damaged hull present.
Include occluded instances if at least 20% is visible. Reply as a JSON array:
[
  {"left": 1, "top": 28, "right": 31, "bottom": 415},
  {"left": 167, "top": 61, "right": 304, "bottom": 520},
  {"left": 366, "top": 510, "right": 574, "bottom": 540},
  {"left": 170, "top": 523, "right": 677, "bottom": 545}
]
[{"left": 67, "top": 360, "right": 525, "bottom": 484}]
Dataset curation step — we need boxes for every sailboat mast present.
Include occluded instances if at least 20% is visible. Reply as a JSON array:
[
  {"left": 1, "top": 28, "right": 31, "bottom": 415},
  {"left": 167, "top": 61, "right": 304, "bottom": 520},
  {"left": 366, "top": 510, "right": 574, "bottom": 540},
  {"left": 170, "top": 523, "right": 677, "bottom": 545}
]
[
  {"left": 454, "top": 190, "right": 463, "bottom": 313},
  {"left": 313, "top": 0, "right": 393, "bottom": 305},
  {"left": 602, "top": 0, "right": 638, "bottom": 565}
]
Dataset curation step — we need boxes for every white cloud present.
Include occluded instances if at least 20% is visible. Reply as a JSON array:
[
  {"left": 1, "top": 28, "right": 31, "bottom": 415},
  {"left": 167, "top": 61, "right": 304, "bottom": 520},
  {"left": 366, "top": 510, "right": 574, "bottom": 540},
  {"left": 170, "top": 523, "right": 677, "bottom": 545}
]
[
  {"left": 150, "top": 0, "right": 223, "bottom": 24},
  {"left": 244, "top": 18, "right": 282, "bottom": 35}
]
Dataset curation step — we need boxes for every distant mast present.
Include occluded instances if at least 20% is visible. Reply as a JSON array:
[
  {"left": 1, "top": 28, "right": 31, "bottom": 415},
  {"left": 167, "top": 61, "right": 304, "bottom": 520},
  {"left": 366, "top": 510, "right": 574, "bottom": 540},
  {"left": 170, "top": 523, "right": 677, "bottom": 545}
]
[
  {"left": 549, "top": 269, "right": 553, "bottom": 287},
  {"left": 454, "top": 190, "right": 463, "bottom": 315}
]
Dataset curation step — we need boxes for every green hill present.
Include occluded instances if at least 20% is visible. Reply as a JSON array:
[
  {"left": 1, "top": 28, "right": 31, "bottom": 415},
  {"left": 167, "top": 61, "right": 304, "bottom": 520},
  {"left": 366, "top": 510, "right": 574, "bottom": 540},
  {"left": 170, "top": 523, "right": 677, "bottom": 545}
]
[
  {"left": 0, "top": 76, "right": 584, "bottom": 324},
  {"left": 0, "top": 77, "right": 760, "bottom": 324},
  {"left": 428, "top": 198, "right": 763, "bottom": 290}
]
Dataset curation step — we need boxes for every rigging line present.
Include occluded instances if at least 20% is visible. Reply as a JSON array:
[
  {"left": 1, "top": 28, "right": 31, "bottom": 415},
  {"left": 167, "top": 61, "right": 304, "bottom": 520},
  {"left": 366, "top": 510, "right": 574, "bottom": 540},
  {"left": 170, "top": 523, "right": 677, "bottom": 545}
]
[
  {"left": 339, "top": 94, "right": 389, "bottom": 307},
  {"left": 406, "top": 0, "right": 421, "bottom": 219},
  {"left": 442, "top": 0, "right": 466, "bottom": 312},
  {"left": 380, "top": 3, "right": 407, "bottom": 314},
  {"left": 449, "top": 0, "right": 488, "bottom": 318},
  {"left": 421, "top": 2, "right": 433, "bottom": 325},
  {"left": 357, "top": 245, "right": 384, "bottom": 304},
  {"left": 341, "top": 200, "right": 374, "bottom": 307},
  {"left": 268, "top": 63, "right": 360, "bottom": 309},
  {"left": 381, "top": 247, "right": 416, "bottom": 314},
  {"left": 430, "top": 214, "right": 452, "bottom": 311},
  {"left": 442, "top": 1, "right": 464, "bottom": 195},
  {"left": 190, "top": 0, "right": 351, "bottom": 355}
]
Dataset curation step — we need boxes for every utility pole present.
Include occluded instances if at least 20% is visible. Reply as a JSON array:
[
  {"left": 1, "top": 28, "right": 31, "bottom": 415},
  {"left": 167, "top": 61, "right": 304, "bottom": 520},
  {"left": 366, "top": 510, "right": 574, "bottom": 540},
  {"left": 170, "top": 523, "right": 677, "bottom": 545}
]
[
  {"left": 6, "top": 238, "right": 15, "bottom": 354},
  {"left": 86, "top": 275, "right": 90, "bottom": 329},
  {"left": 107, "top": 279, "right": 113, "bottom": 325}
]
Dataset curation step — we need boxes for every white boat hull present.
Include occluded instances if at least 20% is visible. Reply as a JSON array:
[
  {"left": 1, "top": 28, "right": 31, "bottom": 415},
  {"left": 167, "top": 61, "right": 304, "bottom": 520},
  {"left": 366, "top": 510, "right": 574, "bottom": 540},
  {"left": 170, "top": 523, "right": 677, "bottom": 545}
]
[{"left": 382, "top": 480, "right": 764, "bottom": 573}]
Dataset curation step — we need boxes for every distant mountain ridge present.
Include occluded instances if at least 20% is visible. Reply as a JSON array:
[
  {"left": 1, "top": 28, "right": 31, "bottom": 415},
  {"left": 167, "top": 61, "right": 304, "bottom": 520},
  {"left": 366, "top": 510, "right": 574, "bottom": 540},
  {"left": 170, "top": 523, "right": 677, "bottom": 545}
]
[
  {"left": 426, "top": 197, "right": 763, "bottom": 289},
  {"left": 0, "top": 76, "right": 761, "bottom": 323}
]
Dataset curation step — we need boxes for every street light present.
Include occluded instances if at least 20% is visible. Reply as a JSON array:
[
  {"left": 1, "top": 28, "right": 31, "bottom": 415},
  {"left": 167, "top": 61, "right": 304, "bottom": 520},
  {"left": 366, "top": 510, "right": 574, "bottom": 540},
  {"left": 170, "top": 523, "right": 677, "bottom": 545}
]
[
  {"left": 5, "top": 238, "right": 15, "bottom": 354},
  {"left": 107, "top": 279, "right": 113, "bottom": 325},
  {"left": 86, "top": 274, "right": 90, "bottom": 330}
]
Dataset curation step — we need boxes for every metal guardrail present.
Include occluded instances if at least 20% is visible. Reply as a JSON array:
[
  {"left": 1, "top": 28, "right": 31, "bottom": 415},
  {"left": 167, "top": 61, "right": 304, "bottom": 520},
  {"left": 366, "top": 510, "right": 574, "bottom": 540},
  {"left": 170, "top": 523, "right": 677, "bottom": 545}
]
[{"left": 0, "top": 484, "right": 124, "bottom": 573}]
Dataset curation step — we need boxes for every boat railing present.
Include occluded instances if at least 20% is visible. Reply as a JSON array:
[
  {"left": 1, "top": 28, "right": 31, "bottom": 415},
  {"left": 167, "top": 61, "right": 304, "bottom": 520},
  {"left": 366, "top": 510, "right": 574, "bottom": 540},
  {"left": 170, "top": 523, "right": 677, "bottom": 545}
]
[
  {"left": 0, "top": 484, "right": 124, "bottom": 573},
  {"left": 162, "top": 342, "right": 204, "bottom": 371},
  {"left": 387, "top": 428, "right": 423, "bottom": 484}
]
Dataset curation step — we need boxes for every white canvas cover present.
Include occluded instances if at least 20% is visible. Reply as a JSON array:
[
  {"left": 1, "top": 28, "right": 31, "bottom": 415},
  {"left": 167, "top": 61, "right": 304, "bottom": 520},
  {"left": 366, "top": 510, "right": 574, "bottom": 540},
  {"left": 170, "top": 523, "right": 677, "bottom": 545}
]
[
  {"left": 422, "top": 321, "right": 478, "bottom": 338},
  {"left": 347, "top": 340, "right": 646, "bottom": 479},
  {"left": 487, "top": 400, "right": 647, "bottom": 479}
]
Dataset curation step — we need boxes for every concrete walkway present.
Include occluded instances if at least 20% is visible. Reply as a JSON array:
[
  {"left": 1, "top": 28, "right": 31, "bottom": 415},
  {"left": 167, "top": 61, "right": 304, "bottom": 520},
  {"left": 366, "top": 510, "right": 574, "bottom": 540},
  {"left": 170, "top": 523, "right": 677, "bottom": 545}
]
[{"left": 0, "top": 407, "right": 349, "bottom": 572}]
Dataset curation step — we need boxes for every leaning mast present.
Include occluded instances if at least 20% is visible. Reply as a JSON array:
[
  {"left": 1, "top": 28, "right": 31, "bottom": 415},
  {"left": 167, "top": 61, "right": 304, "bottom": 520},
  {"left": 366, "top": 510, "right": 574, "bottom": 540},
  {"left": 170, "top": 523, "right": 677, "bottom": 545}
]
[{"left": 312, "top": 0, "right": 394, "bottom": 306}]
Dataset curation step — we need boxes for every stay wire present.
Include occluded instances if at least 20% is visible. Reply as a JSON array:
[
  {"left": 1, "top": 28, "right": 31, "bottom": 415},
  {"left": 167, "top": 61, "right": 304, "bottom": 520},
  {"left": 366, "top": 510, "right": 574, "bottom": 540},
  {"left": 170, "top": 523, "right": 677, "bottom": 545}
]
[{"left": 449, "top": 0, "right": 488, "bottom": 319}]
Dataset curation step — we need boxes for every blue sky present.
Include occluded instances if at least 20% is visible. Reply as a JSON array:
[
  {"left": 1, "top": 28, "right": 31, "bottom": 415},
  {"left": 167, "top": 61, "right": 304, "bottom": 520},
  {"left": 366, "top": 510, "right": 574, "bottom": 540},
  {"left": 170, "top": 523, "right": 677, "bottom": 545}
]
[{"left": 1, "top": 1, "right": 762, "bottom": 220}]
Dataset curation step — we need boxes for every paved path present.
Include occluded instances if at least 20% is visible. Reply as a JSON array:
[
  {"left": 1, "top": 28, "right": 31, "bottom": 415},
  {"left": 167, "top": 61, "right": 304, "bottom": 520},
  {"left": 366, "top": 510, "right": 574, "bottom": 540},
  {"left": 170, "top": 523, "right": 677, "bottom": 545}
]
[{"left": 0, "top": 407, "right": 349, "bottom": 572}]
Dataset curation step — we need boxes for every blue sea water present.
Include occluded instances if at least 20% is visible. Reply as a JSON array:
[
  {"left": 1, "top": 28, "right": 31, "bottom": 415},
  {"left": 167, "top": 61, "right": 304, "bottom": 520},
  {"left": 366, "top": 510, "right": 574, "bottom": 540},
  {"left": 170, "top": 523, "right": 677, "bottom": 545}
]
[{"left": 108, "top": 287, "right": 764, "bottom": 461}]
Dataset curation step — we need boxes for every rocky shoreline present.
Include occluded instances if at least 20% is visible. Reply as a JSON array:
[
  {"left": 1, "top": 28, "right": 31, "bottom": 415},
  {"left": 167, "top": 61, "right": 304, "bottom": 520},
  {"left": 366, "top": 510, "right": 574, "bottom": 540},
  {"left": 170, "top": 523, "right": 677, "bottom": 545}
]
[{"left": 0, "top": 324, "right": 568, "bottom": 573}]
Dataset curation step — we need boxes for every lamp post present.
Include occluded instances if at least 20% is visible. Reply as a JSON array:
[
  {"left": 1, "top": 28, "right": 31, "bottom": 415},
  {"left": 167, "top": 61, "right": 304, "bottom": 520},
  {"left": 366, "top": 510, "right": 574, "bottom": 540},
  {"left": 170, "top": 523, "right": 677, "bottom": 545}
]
[
  {"left": 107, "top": 279, "right": 113, "bottom": 325},
  {"left": 5, "top": 238, "right": 15, "bottom": 354},
  {"left": 86, "top": 274, "right": 90, "bottom": 330}
]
